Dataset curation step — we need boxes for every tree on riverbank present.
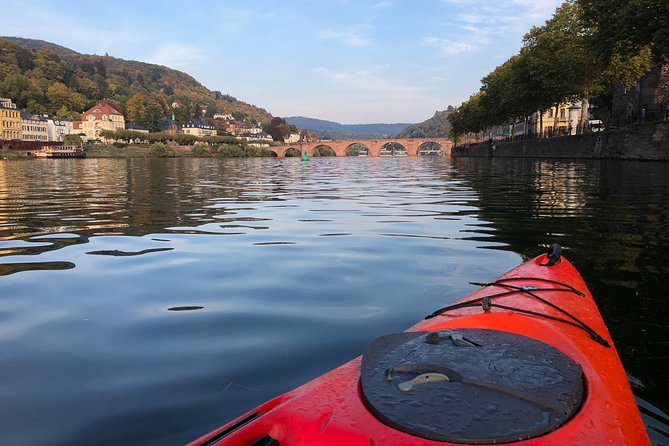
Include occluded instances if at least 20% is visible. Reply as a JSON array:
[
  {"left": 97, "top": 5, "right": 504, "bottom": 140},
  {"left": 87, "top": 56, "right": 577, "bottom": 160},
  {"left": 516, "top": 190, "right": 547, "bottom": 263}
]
[
  {"left": 126, "top": 92, "right": 169, "bottom": 131},
  {"left": 266, "top": 117, "right": 292, "bottom": 142},
  {"left": 63, "top": 134, "right": 83, "bottom": 146},
  {"left": 580, "top": 0, "right": 668, "bottom": 64},
  {"left": 149, "top": 143, "right": 176, "bottom": 158},
  {"left": 449, "top": 0, "right": 664, "bottom": 139},
  {"left": 97, "top": 128, "right": 245, "bottom": 147}
]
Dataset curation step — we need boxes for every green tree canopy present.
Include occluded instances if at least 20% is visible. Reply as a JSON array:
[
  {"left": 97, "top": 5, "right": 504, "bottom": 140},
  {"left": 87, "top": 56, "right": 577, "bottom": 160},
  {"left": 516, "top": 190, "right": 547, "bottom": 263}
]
[
  {"left": 268, "top": 117, "right": 291, "bottom": 141},
  {"left": 521, "top": 1, "right": 596, "bottom": 107},
  {"left": 63, "top": 134, "right": 83, "bottom": 146},
  {"left": 125, "top": 92, "right": 169, "bottom": 131},
  {"left": 47, "top": 82, "right": 86, "bottom": 115},
  {"left": 448, "top": 92, "right": 488, "bottom": 136},
  {"left": 449, "top": 0, "right": 658, "bottom": 134},
  {"left": 578, "top": 0, "right": 669, "bottom": 63}
]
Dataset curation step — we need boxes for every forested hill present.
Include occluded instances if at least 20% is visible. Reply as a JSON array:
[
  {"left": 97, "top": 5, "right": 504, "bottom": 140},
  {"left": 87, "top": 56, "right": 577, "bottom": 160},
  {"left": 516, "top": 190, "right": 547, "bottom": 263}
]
[
  {"left": 0, "top": 37, "right": 273, "bottom": 129},
  {"left": 4, "top": 37, "right": 78, "bottom": 57},
  {"left": 398, "top": 109, "right": 453, "bottom": 138}
]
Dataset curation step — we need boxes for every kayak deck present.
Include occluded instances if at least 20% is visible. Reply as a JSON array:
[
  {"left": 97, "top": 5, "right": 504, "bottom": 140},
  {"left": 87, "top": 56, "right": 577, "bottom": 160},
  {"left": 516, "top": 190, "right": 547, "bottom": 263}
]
[{"left": 190, "top": 251, "right": 649, "bottom": 446}]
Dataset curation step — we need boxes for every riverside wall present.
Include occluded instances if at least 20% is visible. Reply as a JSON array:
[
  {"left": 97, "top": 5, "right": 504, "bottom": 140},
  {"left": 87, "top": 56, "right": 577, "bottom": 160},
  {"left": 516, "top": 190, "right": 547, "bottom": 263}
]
[{"left": 452, "top": 122, "right": 669, "bottom": 160}]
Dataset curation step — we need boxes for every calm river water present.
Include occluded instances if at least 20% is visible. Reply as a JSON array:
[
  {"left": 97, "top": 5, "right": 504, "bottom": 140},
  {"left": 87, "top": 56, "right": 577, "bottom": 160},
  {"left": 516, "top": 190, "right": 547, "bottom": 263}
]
[{"left": 0, "top": 157, "right": 666, "bottom": 445}]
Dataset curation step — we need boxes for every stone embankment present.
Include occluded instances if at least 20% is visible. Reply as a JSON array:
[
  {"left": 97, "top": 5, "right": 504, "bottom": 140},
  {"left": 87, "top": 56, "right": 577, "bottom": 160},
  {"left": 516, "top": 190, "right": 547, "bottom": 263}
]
[{"left": 452, "top": 122, "right": 669, "bottom": 160}]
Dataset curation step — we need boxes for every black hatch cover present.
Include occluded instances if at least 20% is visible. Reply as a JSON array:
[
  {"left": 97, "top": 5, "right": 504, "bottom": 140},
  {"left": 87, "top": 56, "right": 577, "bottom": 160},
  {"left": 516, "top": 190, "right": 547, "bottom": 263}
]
[{"left": 360, "top": 329, "right": 583, "bottom": 444}]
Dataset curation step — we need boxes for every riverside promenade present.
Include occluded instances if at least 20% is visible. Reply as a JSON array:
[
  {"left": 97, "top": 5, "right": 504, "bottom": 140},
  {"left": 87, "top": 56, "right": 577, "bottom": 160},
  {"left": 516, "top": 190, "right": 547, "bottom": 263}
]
[{"left": 452, "top": 122, "right": 669, "bottom": 160}]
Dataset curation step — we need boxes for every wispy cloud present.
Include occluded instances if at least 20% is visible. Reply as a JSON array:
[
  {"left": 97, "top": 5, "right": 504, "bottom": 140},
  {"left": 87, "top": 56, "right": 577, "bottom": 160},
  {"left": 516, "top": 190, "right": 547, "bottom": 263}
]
[
  {"left": 423, "top": 37, "right": 477, "bottom": 56},
  {"left": 509, "top": 0, "right": 564, "bottom": 26},
  {"left": 0, "top": 2, "right": 141, "bottom": 56},
  {"left": 425, "top": 0, "right": 562, "bottom": 57},
  {"left": 319, "top": 29, "right": 370, "bottom": 47},
  {"left": 439, "top": 0, "right": 475, "bottom": 4},
  {"left": 146, "top": 43, "right": 206, "bottom": 69},
  {"left": 312, "top": 67, "right": 425, "bottom": 98},
  {"left": 372, "top": 1, "right": 394, "bottom": 8}
]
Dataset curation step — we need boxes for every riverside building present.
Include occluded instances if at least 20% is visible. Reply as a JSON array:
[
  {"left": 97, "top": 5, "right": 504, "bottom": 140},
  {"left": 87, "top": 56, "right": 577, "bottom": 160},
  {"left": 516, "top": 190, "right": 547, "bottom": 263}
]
[
  {"left": 0, "top": 98, "right": 21, "bottom": 141},
  {"left": 75, "top": 99, "right": 125, "bottom": 142},
  {"left": 20, "top": 111, "right": 49, "bottom": 142}
]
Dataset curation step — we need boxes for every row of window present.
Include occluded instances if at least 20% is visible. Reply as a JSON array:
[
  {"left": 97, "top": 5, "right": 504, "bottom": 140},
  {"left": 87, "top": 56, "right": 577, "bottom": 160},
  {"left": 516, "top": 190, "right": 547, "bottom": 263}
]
[
  {"left": 1, "top": 120, "right": 20, "bottom": 128},
  {"left": 1, "top": 131, "right": 21, "bottom": 139},
  {"left": 22, "top": 125, "right": 48, "bottom": 132},
  {"left": 546, "top": 109, "right": 570, "bottom": 119},
  {"left": 0, "top": 110, "right": 19, "bottom": 119},
  {"left": 84, "top": 122, "right": 124, "bottom": 128}
]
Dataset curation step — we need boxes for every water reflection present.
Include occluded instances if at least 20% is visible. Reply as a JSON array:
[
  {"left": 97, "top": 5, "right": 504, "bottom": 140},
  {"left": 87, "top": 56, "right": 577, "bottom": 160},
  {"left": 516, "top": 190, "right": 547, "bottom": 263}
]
[
  {"left": 0, "top": 157, "right": 666, "bottom": 445},
  {"left": 0, "top": 260, "right": 75, "bottom": 276},
  {"left": 86, "top": 247, "right": 174, "bottom": 257},
  {"left": 532, "top": 161, "right": 589, "bottom": 216},
  {"left": 451, "top": 158, "right": 669, "bottom": 420},
  {"left": 167, "top": 306, "right": 204, "bottom": 312}
]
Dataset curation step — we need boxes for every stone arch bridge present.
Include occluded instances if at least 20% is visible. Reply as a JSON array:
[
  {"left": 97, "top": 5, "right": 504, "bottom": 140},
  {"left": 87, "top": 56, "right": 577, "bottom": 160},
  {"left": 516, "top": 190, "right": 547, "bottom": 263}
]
[{"left": 273, "top": 138, "right": 452, "bottom": 158}]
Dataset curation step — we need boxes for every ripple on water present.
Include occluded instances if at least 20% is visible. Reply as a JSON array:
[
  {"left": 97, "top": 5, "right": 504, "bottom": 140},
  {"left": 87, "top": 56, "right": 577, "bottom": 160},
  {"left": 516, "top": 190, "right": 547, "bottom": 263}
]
[
  {"left": 252, "top": 241, "right": 297, "bottom": 246},
  {"left": 0, "top": 158, "right": 665, "bottom": 445},
  {"left": 30, "top": 233, "right": 81, "bottom": 240},
  {"left": 0, "top": 261, "right": 76, "bottom": 276},
  {"left": 86, "top": 247, "right": 174, "bottom": 257},
  {"left": 0, "top": 240, "right": 53, "bottom": 249}
]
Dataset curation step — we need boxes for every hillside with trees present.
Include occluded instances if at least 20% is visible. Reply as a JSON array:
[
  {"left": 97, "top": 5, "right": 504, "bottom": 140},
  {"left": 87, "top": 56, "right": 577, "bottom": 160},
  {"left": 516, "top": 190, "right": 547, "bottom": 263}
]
[
  {"left": 0, "top": 37, "right": 273, "bottom": 130},
  {"left": 397, "top": 108, "right": 453, "bottom": 138}
]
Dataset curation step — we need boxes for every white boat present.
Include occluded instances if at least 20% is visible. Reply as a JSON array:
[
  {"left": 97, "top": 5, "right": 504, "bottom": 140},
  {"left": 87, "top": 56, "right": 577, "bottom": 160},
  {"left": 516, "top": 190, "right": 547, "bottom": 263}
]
[{"left": 34, "top": 146, "right": 86, "bottom": 159}]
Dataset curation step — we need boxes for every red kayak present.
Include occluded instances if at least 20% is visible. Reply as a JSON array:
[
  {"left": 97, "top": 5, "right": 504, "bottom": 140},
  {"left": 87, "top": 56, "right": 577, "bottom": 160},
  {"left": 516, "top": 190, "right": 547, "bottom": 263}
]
[{"left": 190, "top": 245, "right": 649, "bottom": 445}]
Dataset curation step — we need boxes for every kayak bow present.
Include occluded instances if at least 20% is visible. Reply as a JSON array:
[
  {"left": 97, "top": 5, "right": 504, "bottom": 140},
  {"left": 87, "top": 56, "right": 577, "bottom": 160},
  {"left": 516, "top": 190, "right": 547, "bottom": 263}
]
[{"left": 190, "top": 245, "right": 649, "bottom": 445}]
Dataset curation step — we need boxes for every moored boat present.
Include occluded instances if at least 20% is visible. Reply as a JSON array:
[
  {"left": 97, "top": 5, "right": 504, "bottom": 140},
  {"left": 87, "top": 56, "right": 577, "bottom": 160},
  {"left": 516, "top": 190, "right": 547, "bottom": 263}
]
[
  {"left": 34, "top": 145, "right": 86, "bottom": 158},
  {"left": 190, "top": 245, "right": 649, "bottom": 445}
]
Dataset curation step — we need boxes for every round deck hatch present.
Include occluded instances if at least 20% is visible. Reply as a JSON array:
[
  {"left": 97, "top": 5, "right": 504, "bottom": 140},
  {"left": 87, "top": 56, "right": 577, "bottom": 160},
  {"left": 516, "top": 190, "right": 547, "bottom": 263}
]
[{"left": 360, "top": 329, "right": 583, "bottom": 444}]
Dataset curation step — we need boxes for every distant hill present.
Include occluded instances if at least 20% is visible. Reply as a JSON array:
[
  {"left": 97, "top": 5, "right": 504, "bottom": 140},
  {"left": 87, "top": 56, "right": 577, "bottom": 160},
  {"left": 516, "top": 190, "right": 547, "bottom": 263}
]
[
  {"left": 286, "top": 116, "right": 412, "bottom": 139},
  {"left": 0, "top": 36, "right": 272, "bottom": 129},
  {"left": 398, "top": 109, "right": 453, "bottom": 138},
  {"left": 3, "top": 37, "right": 79, "bottom": 57}
]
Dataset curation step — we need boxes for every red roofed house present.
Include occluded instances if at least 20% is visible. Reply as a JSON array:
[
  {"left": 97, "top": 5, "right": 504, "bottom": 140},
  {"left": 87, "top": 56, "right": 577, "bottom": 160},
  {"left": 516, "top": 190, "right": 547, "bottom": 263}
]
[{"left": 75, "top": 99, "right": 125, "bottom": 141}]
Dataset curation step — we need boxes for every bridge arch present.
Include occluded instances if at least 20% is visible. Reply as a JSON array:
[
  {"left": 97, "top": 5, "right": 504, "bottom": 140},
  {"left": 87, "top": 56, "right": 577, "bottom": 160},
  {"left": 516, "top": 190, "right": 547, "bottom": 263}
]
[
  {"left": 273, "top": 146, "right": 306, "bottom": 157},
  {"left": 417, "top": 141, "right": 444, "bottom": 156},
  {"left": 345, "top": 143, "right": 369, "bottom": 156},
  {"left": 313, "top": 144, "right": 336, "bottom": 157},
  {"left": 379, "top": 141, "right": 408, "bottom": 156},
  {"left": 285, "top": 147, "right": 301, "bottom": 157}
]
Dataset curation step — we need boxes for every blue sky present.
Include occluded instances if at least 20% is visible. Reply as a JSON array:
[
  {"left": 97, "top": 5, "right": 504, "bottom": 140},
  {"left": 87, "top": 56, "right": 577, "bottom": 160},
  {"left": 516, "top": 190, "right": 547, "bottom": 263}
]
[{"left": 2, "top": 0, "right": 562, "bottom": 124}]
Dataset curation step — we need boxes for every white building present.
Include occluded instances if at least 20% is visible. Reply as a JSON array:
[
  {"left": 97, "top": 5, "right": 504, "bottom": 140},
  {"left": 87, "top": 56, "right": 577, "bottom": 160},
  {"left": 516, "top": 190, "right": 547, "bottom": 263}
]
[
  {"left": 182, "top": 121, "right": 217, "bottom": 138},
  {"left": 20, "top": 112, "right": 49, "bottom": 142},
  {"left": 46, "top": 118, "right": 73, "bottom": 142},
  {"left": 284, "top": 132, "right": 300, "bottom": 143},
  {"left": 530, "top": 101, "right": 585, "bottom": 137}
]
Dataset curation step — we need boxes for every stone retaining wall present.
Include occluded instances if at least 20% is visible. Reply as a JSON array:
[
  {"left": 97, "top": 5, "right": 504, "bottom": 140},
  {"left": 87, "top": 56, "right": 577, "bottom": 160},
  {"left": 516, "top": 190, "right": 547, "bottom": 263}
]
[{"left": 452, "top": 122, "right": 669, "bottom": 160}]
